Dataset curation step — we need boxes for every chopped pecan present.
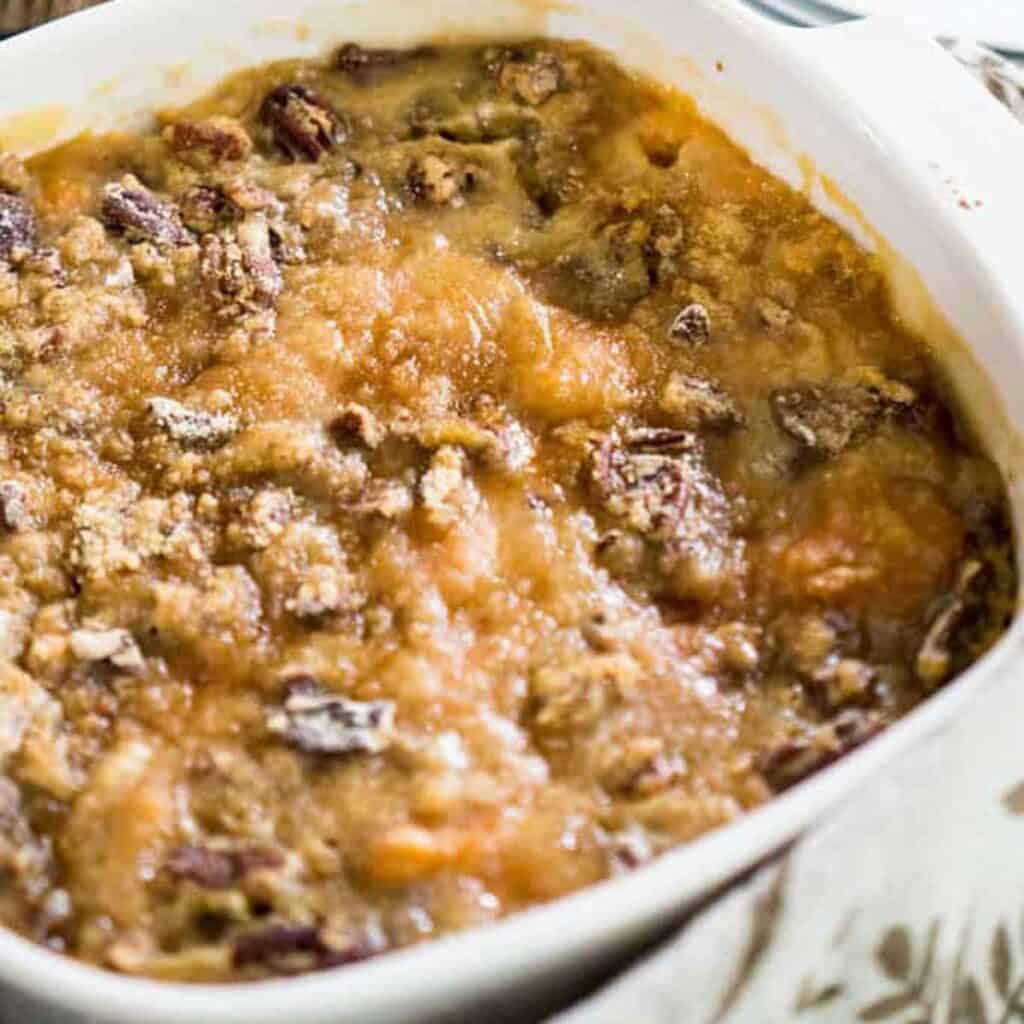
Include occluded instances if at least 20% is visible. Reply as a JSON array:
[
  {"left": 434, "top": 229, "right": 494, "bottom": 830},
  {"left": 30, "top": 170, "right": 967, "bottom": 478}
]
[
  {"left": 69, "top": 627, "right": 144, "bottom": 673},
  {"left": 713, "top": 622, "right": 762, "bottom": 674},
  {"left": 0, "top": 154, "right": 30, "bottom": 194},
  {"left": 286, "top": 566, "right": 358, "bottom": 621},
  {"left": 233, "top": 924, "right": 374, "bottom": 974},
  {"left": 21, "top": 246, "right": 64, "bottom": 283},
  {"left": 236, "top": 214, "right": 283, "bottom": 305},
  {"left": 589, "top": 433, "right": 699, "bottom": 535},
  {"left": 644, "top": 204, "right": 686, "bottom": 283},
  {"left": 329, "top": 403, "right": 384, "bottom": 449},
  {"left": 179, "top": 185, "right": 236, "bottom": 235},
  {"left": 620, "top": 427, "right": 699, "bottom": 455},
  {"left": 754, "top": 297, "right": 792, "bottom": 332},
  {"left": 163, "top": 116, "right": 253, "bottom": 166},
  {"left": 165, "top": 843, "right": 284, "bottom": 889},
  {"left": 0, "top": 481, "right": 31, "bottom": 532},
  {"left": 267, "top": 691, "right": 395, "bottom": 756},
  {"left": 774, "top": 612, "right": 874, "bottom": 706},
  {"left": 493, "top": 50, "right": 563, "bottom": 106},
  {"left": 589, "top": 429, "right": 739, "bottom": 599},
  {"left": 772, "top": 374, "right": 916, "bottom": 458},
  {"left": 411, "top": 411, "right": 533, "bottom": 473},
  {"left": 260, "top": 85, "right": 346, "bottom": 162},
  {"left": 420, "top": 446, "right": 478, "bottom": 529},
  {"left": 200, "top": 214, "right": 283, "bottom": 315},
  {"left": 166, "top": 845, "right": 236, "bottom": 889},
  {"left": 225, "top": 488, "right": 294, "bottom": 551},
  {"left": 146, "top": 396, "right": 239, "bottom": 449},
  {"left": 101, "top": 177, "right": 193, "bottom": 247},
  {"left": 607, "top": 827, "right": 654, "bottom": 871},
  {"left": 668, "top": 303, "right": 711, "bottom": 346},
  {"left": 407, "top": 155, "right": 470, "bottom": 206},
  {"left": 595, "top": 529, "right": 645, "bottom": 577},
  {"left": 772, "top": 387, "right": 859, "bottom": 457},
  {"left": 528, "top": 652, "right": 640, "bottom": 736},
  {"left": 267, "top": 218, "right": 307, "bottom": 266},
  {"left": 660, "top": 372, "right": 743, "bottom": 431},
  {"left": 336, "top": 42, "right": 435, "bottom": 85},
  {"left": 349, "top": 479, "right": 414, "bottom": 520},
  {"left": 598, "top": 736, "right": 686, "bottom": 798},
  {"left": 757, "top": 710, "right": 884, "bottom": 791},
  {"left": 916, "top": 559, "right": 988, "bottom": 687},
  {"left": 775, "top": 613, "right": 839, "bottom": 678},
  {"left": 222, "top": 178, "right": 278, "bottom": 214},
  {"left": 819, "top": 658, "right": 877, "bottom": 706},
  {"left": 0, "top": 193, "right": 37, "bottom": 263}
]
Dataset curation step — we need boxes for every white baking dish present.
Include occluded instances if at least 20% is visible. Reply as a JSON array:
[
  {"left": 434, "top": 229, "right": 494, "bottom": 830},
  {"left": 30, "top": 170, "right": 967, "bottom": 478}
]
[{"left": 0, "top": 1, "right": 1022, "bottom": 1021}]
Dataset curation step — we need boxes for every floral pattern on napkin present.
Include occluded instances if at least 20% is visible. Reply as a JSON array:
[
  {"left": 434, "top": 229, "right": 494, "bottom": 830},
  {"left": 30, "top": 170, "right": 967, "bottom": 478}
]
[{"left": 941, "top": 38, "right": 1024, "bottom": 123}]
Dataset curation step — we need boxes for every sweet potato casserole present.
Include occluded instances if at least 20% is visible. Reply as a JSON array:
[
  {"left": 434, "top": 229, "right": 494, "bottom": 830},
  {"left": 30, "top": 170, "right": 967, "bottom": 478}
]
[{"left": 0, "top": 39, "right": 1014, "bottom": 981}]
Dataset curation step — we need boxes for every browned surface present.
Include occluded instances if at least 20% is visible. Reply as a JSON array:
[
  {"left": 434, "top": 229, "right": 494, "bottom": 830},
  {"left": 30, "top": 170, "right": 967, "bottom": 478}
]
[{"left": 0, "top": 40, "right": 1014, "bottom": 981}]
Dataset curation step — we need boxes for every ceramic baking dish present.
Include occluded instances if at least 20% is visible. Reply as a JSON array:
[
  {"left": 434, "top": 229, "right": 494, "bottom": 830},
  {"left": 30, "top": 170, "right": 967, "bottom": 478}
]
[{"left": 0, "top": 1, "right": 1022, "bottom": 1021}]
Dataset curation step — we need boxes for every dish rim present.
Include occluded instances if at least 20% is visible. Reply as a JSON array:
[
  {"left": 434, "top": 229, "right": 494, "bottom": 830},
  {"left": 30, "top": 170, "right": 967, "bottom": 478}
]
[{"left": 0, "top": 1, "right": 1021, "bottom": 1020}]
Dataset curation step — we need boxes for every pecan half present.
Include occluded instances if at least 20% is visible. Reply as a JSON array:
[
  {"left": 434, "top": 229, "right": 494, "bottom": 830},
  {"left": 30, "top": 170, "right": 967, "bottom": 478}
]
[
  {"left": 0, "top": 193, "right": 37, "bottom": 263},
  {"left": 267, "top": 691, "right": 395, "bottom": 756},
  {"left": 260, "top": 85, "right": 346, "bottom": 162},
  {"left": 101, "top": 177, "right": 193, "bottom": 247}
]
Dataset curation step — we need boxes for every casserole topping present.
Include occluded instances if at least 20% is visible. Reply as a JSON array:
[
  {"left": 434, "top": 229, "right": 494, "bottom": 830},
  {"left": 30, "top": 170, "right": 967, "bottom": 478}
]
[{"left": 0, "top": 39, "right": 1013, "bottom": 982}]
